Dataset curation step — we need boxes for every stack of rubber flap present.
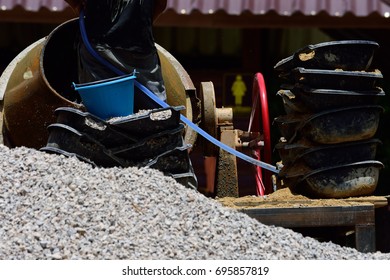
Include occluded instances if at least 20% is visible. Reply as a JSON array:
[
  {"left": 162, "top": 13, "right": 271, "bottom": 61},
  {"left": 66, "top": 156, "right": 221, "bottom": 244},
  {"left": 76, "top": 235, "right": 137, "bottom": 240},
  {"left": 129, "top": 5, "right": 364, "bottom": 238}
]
[
  {"left": 40, "top": 106, "right": 197, "bottom": 189},
  {"left": 273, "top": 40, "right": 385, "bottom": 198}
]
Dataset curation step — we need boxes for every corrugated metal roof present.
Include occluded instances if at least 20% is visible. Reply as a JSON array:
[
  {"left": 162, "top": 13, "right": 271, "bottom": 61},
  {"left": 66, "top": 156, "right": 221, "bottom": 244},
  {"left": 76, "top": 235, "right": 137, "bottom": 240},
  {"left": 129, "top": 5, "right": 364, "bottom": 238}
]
[
  {"left": 0, "top": 0, "right": 69, "bottom": 12},
  {"left": 1, "top": 0, "right": 390, "bottom": 17},
  {"left": 166, "top": 0, "right": 390, "bottom": 17}
]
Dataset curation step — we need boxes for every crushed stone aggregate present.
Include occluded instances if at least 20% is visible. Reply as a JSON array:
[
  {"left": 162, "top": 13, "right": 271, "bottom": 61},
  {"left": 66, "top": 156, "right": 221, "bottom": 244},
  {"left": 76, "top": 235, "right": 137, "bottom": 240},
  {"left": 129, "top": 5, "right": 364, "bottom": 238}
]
[{"left": 0, "top": 144, "right": 389, "bottom": 260}]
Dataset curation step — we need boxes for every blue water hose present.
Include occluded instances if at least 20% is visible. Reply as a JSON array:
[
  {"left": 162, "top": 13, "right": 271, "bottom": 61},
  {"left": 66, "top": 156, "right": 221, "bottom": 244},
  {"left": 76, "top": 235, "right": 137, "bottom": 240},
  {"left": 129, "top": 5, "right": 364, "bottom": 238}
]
[{"left": 78, "top": 10, "right": 279, "bottom": 174}]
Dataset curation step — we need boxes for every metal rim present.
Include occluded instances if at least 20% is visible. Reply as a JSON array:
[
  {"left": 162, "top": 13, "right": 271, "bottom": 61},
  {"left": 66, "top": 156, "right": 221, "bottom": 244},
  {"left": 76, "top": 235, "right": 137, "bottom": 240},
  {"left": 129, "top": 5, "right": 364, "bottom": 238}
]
[{"left": 249, "top": 73, "right": 272, "bottom": 195}]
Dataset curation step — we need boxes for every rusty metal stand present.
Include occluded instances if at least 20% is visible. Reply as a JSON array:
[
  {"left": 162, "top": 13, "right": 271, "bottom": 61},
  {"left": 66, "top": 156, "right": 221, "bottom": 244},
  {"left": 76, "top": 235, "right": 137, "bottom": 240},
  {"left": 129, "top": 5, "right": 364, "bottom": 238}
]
[{"left": 216, "top": 127, "right": 239, "bottom": 198}]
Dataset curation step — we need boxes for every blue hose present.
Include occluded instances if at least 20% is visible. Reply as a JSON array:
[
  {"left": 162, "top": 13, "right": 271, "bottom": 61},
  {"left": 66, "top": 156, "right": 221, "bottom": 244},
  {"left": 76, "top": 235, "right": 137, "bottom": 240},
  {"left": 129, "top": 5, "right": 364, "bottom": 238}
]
[{"left": 78, "top": 10, "right": 279, "bottom": 174}]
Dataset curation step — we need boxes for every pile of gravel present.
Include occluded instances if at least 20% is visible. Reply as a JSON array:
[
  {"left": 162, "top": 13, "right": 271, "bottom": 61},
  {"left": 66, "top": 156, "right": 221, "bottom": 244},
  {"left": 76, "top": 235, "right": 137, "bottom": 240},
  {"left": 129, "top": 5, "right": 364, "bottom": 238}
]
[{"left": 0, "top": 144, "right": 389, "bottom": 260}]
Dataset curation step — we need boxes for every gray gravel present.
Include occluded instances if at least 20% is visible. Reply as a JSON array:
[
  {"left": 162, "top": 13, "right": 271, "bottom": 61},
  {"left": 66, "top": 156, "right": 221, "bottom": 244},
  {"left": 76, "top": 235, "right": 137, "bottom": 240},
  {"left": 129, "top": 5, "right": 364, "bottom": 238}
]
[{"left": 0, "top": 144, "right": 389, "bottom": 260}]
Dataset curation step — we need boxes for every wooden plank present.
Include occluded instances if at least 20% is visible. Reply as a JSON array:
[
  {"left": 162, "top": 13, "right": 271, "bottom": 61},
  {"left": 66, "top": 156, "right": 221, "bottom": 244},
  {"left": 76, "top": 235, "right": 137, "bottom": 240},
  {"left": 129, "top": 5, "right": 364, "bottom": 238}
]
[
  {"left": 237, "top": 201, "right": 378, "bottom": 253},
  {"left": 345, "top": 196, "right": 388, "bottom": 208},
  {"left": 241, "top": 204, "right": 375, "bottom": 228},
  {"left": 227, "top": 196, "right": 388, "bottom": 209}
]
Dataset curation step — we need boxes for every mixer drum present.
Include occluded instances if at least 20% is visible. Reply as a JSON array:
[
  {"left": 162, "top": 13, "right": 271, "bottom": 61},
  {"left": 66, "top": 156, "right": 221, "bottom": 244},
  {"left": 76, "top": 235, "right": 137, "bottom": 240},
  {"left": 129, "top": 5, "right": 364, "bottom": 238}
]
[{"left": 2, "top": 18, "right": 198, "bottom": 149}]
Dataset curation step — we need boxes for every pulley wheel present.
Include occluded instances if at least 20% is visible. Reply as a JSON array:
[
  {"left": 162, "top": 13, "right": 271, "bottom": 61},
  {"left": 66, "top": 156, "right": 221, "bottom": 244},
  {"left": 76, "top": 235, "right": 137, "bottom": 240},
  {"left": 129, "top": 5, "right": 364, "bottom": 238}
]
[{"left": 200, "top": 81, "right": 218, "bottom": 157}]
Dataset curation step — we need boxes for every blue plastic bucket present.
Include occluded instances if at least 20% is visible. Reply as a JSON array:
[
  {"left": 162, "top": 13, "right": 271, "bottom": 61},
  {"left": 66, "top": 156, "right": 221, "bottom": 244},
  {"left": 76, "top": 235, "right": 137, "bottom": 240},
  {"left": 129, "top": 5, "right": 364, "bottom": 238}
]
[{"left": 73, "top": 73, "right": 136, "bottom": 119}]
